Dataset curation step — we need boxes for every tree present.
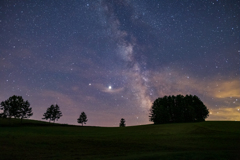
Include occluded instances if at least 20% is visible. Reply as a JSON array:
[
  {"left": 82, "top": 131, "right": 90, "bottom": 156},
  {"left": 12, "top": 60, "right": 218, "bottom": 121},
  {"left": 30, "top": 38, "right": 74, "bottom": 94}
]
[
  {"left": 149, "top": 95, "right": 209, "bottom": 124},
  {"left": 42, "top": 104, "right": 62, "bottom": 122},
  {"left": 192, "top": 95, "right": 209, "bottom": 121},
  {"left": 119, "top": 118, "right": 126, "bottom": 127},
  {"left": 19, "top": 100, "right": 33, "bottom": 123},
  {"left": 77, "top": 112, "right": 88, "bottom": 126},
  {"left": 0, "top": 95, "right": 33, "bottom": 122}
]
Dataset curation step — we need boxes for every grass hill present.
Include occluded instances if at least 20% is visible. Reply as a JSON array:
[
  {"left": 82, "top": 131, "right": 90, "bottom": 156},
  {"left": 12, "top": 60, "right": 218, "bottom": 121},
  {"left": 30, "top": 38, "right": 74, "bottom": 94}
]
[{"left": 0, "top": 118, "right": 240, "bottom": 160}]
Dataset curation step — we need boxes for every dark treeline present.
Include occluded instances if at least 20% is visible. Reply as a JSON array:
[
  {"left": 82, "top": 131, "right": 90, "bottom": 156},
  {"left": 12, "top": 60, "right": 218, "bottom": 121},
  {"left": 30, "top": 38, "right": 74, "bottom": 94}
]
[
  {"left": 1, "top": 95, "right": 209, "bottom": 126},
  {"left": 149, "top": 95, "right": 209, "bottom": 124}
]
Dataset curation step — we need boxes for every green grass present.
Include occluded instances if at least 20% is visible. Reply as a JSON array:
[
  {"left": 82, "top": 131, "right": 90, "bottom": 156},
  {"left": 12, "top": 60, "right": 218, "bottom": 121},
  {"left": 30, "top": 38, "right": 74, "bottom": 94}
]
[{"left": 0, "top": 118, "right": 240, "bottom": 160}]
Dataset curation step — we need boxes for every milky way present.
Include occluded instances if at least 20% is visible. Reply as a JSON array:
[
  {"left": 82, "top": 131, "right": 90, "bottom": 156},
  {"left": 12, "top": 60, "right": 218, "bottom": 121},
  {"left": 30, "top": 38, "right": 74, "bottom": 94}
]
[{"left": 1, "top": 0, "right": 240, "bottom": 126}]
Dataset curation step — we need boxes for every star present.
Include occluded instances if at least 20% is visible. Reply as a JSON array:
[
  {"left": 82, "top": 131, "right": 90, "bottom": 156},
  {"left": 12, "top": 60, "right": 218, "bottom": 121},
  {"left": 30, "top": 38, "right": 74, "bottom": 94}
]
[{"left": 0, "top": 0, "right": 239, "bottom": 126}]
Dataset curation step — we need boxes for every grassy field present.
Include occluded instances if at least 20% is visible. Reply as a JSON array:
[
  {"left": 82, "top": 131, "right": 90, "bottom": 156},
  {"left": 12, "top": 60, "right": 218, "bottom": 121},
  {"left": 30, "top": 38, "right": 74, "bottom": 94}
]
[{"left": 0, "top": 118, "right": 240, "bottom": 160}]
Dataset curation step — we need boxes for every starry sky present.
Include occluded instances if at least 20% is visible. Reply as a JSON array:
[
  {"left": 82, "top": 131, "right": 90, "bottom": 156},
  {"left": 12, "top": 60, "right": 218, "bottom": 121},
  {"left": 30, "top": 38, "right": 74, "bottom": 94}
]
[{"left": 0, "top": 0, "right": 239, "bottom": 126}]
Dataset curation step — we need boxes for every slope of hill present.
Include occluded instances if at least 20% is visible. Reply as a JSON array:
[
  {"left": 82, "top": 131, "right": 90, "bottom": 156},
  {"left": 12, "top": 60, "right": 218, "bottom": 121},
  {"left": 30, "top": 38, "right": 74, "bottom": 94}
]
[{"left": 0, "top": 118, "right": 240, "bottom": 160}]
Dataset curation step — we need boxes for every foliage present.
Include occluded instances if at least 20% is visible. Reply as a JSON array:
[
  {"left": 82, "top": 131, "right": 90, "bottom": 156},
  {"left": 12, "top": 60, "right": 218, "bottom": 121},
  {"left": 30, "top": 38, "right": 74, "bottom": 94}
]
[
  {"left": 19, "top": 100, "right": 33, "bottom": 122},
  {"left": 77, "top": 112, "right": 88, "bottom": 126},
  {"left": 42, "top": 104, "right": 62, "bottom": 122},
  {"left": 149, "top": 95, "right": 209, "bottom": 124},
  {"left": 0, "top": 95, "right": 33, "bottom": 122},
  {"left": 119, "top": 118, "right": 126, "bottom": 127}
]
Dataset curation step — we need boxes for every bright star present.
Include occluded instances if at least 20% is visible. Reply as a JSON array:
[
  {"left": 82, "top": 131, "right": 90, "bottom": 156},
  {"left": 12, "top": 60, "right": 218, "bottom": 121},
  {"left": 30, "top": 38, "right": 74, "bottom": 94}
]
[{"left": 108, "top": 86, "right": 112, "bottom": 89}]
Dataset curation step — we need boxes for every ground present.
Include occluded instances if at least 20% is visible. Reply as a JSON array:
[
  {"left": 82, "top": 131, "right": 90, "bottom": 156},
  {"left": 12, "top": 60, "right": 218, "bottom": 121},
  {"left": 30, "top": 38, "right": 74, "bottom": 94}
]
[{"left": 0, "top": 119, "right": 240, "bottom": 160}]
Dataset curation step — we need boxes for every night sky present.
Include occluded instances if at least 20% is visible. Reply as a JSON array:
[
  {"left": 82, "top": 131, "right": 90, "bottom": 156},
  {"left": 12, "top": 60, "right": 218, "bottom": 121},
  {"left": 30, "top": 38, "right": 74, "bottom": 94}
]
[{"left": 1, "top": 0, "right": 239, "bottom": 126}]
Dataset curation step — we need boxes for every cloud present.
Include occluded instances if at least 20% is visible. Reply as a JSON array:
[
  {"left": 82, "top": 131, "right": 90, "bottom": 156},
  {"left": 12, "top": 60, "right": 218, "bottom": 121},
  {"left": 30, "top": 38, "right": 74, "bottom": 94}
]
[
  {"left": 92, "top": 83, "right": 124, "bottom": 94},
  {"left": 95, "top": 1, "right": 239, "bottom": 121},
  {"left": 149, "top": 68, "right": 240, "bottom": 99},
  {"left": 102, "top": 87, "right": 124, "bottom": 93},
  {"left": 121, "top": 62, "right": 152, "bottom": 110},
  {"left": 99, "top": 2, "right": 152, "bottom": 110},
  {"left": 118, "top": 43, "right": 134, "bottom": 62},
  {"left": 213, "top": 80, "right": 240, "bottom": 98},
  {"left": 208, "top": 106, "right": 240, "bottom": 121},
  {"left": 0, "top": 48, "right": 33, "bottom": 70},
  {"left": 149, "top": 68, "right": 200, "bottom": 97},
  {"left": 38, "top": 90, "right": 76, "bottom": 108},
  {"left": 147, "top": 67, "right": 240, "bottom": 119}
]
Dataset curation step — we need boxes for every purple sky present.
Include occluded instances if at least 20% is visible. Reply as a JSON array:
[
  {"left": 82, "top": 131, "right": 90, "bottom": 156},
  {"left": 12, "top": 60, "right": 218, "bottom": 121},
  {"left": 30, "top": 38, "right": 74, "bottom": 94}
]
[{"left": 1, "top": 0, "right": 239, "bottom": 126}]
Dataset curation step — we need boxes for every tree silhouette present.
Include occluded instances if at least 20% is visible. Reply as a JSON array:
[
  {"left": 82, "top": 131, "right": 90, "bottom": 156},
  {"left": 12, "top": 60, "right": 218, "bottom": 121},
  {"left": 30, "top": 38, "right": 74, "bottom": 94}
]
[
  {"left": 192, "top": 95, "right": 209, "bottom": 121},
  {"left": 119, "top": 118, "right": 126, "bottom": 127},
  {"left": 0, "top": 95, "right": 33, "bottom": 122},
  {"left": 42, "top": 104, "right": 62, "bottom": 122},
  {"left": 77, "top": 112, "right": 88, "bottom": 126},
  {"left": 150, "top": 95, "right": 209, "bottom": 124},
  {"left": 149, "top": 96, "right": 170, "bottom": 124},
  {"left": 19, "top": 100, "right": 33, "bottom": 123}
]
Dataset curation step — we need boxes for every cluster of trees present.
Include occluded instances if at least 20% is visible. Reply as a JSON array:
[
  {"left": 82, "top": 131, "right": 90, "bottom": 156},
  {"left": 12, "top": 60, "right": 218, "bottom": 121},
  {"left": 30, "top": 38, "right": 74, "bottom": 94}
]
[
  {"left": 0, "top": 95, "right": 125, "bottom": 126},
  {"left": 42, "top": 106, "right": 89, "bottom": 126},
  {"left": 0, "top": 95, "right": 126, "bottom": 127},
  {"left": 0, "top": 95, "right": 88, "bottom": 125},
  {"left": 0, "top": 95, "right": 33, "bottom": 123},
  {"left": 149, "top": 94, "right": 209, "bottom": 124},
  {"left": 2, "top": 94, "right": 209, "bottom": 126},
  {"left": 42, "top": 104, "right": 62, "bottom": 122},
  {"left": 0, "top": 95, "right": 102, "bottom": 126}
]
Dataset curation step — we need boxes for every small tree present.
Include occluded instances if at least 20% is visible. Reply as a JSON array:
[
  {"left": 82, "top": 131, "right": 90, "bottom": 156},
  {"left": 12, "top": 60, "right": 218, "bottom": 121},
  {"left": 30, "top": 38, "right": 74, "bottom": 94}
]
[
  {"left": 119, "top": 118, "right": 126, "bottom": 127},
  {"left": 0, "top": 95, "right": 33, "bottom": 122},
  {"left": 77, "top": 112, "right": 88, "bottom": 126},
  {"left": 42, "top": 104, "right": 62, "bottom": 122}
]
